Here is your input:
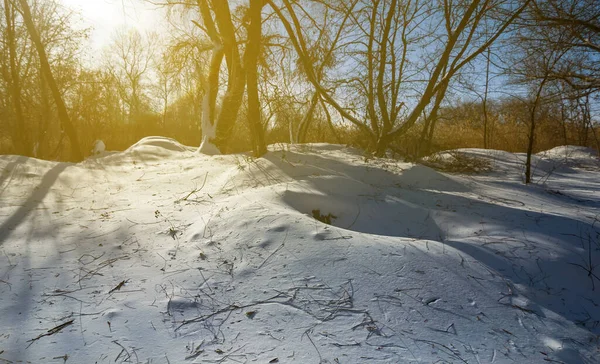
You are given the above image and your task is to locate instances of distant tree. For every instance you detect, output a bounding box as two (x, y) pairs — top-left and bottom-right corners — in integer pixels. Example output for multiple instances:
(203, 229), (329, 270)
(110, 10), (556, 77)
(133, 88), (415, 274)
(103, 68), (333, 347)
(153, 47), (179, 131)
(105, 28), (156, 126)
(155, 15), (209, 146)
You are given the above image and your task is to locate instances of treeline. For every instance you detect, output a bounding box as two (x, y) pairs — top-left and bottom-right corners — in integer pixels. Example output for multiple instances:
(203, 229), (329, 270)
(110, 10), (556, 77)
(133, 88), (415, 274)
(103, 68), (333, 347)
(394, 96), (597, 159)
(0, 0), (598, 164)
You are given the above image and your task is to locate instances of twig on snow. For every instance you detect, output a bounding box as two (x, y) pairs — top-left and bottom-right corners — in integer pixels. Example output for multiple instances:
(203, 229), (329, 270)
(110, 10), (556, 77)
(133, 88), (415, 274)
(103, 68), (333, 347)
(27, 320), (74, 348)
(302, 328), (323, 363)
(112, 340), (131, 363)
(258, 230), (288, 269)
(108, 279), (129, 294)
(179, 172), (209, 202)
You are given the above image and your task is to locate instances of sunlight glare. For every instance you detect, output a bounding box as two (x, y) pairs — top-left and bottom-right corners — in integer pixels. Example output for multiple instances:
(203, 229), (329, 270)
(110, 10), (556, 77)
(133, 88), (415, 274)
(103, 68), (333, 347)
(59, 0), (161, 55)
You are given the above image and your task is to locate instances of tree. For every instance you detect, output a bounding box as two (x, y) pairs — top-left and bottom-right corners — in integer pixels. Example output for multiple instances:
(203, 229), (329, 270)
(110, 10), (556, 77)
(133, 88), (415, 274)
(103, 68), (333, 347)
(508, 24), (567, 183)
(244, 0), (267, 156)
(17, 0), (82, 161)
(527, 0), (600, 152)
(196, 0), (247, 154)
(189, 0), (269, 156)
(268, 0), (532, 156)
(105, 28), (156, 125)
(482, 47), (492, 149)
(531, 0), (600, 93)
(153, 47), (179, 131)
(3, 0), (28, 155)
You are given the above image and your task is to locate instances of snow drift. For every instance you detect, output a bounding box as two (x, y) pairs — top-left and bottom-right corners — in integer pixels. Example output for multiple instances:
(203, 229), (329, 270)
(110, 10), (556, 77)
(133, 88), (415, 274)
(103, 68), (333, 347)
(1, 138), (599, 363)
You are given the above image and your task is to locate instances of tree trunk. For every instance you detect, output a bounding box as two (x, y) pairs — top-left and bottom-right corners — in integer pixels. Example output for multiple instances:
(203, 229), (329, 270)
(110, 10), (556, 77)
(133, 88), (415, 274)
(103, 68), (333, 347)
(525, 79), (547, 184)
(418, 111), (432, 157)
(4, 0), (29, 156)
(244, 0), (267, 157)
(297, 91), (319, 143)
(211, 0), (246, 153)
(196, 0), (247, 154)
(319, 96), (342, 144)
(418, 78), (448, 157)
(18, 0), (83, 161)
(197, 0), (223, 154)
(560, 97), (568, 146)
(37, 65), (51, 158)
(374, 134), (391, 157)
(482, 47), (490, 149)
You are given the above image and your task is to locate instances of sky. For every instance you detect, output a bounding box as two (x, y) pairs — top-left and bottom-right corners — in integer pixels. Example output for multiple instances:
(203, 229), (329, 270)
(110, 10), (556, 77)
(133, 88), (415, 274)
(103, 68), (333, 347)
(59, 0), (164, 59)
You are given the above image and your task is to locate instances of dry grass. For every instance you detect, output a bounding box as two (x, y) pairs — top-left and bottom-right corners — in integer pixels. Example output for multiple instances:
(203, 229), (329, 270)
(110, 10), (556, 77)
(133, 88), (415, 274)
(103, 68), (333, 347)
(421, 151), (492, 174)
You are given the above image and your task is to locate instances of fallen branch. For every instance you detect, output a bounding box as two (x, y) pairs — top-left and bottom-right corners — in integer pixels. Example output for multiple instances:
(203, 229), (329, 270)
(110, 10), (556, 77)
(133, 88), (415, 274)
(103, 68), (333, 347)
(27, 320), (74, 348)
(175, 293), (287, 331)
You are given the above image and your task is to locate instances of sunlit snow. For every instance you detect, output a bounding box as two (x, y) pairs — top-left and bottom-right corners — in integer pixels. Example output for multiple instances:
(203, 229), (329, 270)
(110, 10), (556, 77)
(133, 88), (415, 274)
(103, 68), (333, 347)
(1, 138), (599, 363)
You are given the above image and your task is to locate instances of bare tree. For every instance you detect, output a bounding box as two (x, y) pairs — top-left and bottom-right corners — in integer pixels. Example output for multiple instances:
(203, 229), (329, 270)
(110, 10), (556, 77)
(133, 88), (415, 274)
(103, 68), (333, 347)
(508, 30), (567, 183)
(244, 0), (267, 156)
(3, 0), (28, 155)
(527, 0), (600, 152)
(531, 0), (600, 93)
(268, 0), (531, 156)
(195, 0), (248, 154)
(105, 28), (156, 125)
(17, 0), (82, 161)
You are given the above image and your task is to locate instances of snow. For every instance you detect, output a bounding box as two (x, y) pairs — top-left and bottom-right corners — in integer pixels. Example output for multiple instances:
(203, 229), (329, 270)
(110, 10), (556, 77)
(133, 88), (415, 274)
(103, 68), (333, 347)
(198, 86), (221, 156)
(92, 140), (106, 155)
(1, 138), (599, 363)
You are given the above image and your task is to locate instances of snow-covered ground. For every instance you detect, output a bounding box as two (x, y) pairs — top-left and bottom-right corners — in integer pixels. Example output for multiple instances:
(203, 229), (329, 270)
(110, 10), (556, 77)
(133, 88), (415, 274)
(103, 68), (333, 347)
(1, 138), (599, 363)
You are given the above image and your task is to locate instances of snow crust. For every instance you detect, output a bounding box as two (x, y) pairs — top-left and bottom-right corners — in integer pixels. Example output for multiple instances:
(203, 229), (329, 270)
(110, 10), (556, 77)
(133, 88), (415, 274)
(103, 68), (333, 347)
(1, 139), (599, 363)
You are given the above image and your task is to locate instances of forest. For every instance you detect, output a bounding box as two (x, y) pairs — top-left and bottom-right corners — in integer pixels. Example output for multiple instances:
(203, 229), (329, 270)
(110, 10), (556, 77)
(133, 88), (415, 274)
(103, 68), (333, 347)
(0, 0), (597, 164)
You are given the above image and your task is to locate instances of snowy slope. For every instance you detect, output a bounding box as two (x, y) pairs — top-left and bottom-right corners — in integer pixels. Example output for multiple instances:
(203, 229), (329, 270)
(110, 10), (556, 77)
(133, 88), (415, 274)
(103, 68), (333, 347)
(1, 138), (599, 363)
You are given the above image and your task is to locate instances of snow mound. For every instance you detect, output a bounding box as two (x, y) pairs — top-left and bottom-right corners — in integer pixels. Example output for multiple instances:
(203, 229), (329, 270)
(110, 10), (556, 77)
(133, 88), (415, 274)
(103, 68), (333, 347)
(197, 139), (221, 155)
(425, 148), (522, 177)
(426, 146), (599, 180)
(126, 136), (195, 154)
(538, 145), (599, 170)
(539, 145), (597, 159)
(0, 154), (60, 175)
(83, 136), (197, 165)
(1, 142), (600, 364)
